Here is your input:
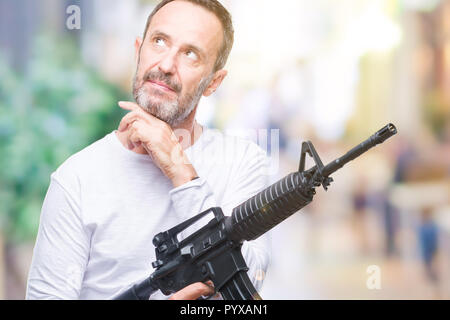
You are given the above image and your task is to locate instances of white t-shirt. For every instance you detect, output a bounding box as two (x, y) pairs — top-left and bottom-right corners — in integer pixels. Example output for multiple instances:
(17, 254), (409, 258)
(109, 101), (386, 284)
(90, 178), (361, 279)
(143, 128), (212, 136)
(26, 127), (272, 299)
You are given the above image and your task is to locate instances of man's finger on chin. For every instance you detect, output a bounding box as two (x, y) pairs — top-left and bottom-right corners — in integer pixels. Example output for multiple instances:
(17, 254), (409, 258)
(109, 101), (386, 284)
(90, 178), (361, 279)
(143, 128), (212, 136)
(118, 101), (139, 111)
(118, 112), (141, 132)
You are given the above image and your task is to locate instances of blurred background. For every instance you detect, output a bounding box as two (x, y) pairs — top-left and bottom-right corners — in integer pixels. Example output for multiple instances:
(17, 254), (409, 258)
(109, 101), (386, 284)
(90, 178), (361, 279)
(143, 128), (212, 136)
(0, 0), (449, 299)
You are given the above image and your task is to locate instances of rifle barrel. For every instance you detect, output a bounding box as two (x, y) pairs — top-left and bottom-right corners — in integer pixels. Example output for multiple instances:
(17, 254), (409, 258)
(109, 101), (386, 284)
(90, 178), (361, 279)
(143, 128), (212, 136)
(226, 123), (397, 243)
(322, 123), (397, 176)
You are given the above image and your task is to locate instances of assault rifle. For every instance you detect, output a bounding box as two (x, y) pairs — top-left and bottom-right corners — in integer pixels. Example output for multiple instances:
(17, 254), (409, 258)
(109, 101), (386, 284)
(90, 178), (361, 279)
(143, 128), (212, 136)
(114, 123), (397, 300)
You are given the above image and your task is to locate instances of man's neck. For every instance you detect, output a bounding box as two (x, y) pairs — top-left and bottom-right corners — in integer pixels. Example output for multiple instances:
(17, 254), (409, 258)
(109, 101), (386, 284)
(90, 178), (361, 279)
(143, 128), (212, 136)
(115, 108), (203, 155)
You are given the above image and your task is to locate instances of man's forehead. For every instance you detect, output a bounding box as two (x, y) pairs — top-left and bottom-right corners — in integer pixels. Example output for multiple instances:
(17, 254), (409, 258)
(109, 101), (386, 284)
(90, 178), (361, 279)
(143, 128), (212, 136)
(147, 1), (223, 54)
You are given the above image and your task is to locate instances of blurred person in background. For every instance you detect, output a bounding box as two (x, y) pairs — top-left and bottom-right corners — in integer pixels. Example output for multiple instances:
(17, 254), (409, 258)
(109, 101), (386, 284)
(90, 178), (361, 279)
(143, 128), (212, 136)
(381, 190), (399, 257)
(351, 178), (370, 255)
(380, 137), (418, 257)
(418, 207), (439, 295)
(25, 0), (271, 300)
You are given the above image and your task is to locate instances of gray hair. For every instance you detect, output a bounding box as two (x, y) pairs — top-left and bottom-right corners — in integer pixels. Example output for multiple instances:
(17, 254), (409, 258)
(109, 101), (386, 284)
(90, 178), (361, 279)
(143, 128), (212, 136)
(142, 0), (234, 72)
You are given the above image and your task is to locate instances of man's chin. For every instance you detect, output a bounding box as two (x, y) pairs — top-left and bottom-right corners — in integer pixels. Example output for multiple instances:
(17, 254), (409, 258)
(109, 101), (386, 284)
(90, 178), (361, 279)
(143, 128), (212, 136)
(139, 89), (179, 108)
(135, 87), (173, 106)
(136, 101), (179, 125)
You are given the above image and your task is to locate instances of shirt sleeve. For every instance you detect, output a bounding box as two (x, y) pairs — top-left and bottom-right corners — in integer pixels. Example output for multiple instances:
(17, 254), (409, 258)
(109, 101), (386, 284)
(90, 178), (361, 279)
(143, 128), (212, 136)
(168, 141), (272, 293)
(26, 173), (90, 300)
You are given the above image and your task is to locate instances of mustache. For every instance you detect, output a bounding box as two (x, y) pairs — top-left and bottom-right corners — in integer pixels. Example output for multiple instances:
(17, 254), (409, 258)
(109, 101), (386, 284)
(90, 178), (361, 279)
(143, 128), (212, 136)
(143, 70), (182, 93)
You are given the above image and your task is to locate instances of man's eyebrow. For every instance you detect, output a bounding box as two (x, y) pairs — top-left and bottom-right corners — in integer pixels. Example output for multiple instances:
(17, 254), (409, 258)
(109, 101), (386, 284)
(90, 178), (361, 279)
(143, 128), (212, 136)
(149, 30), (206, 60)
(149, 30), (171, 41)
(184, 43), (206, 59)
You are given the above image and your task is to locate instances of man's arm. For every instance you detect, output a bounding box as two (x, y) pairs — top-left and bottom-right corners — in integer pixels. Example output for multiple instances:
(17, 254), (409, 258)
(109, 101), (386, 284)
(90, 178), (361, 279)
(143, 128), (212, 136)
(27, 174), (216, 301)
(116, 101), (271, 293)
(26, 174), (90, 299)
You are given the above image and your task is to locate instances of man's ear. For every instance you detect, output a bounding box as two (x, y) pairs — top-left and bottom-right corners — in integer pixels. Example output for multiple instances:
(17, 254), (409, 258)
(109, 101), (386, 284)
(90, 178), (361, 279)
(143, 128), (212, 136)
(134, 37), (143, 66)
(203, 69), (228, 97)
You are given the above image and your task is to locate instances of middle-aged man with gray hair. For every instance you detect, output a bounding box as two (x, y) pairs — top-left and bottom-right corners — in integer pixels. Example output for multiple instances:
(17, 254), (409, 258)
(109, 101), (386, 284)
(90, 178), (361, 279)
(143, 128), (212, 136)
(26, 0), (271, 300)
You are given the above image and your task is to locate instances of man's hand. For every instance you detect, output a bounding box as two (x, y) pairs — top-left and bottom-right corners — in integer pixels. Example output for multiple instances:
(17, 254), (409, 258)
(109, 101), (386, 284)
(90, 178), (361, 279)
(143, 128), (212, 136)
(168, 281), (215, 300)
(118, 101), (198, 187)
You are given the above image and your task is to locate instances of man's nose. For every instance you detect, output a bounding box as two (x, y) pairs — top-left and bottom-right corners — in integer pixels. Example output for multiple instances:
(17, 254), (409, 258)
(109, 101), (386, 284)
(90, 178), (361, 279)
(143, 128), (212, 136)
(158, 50), (177, 75)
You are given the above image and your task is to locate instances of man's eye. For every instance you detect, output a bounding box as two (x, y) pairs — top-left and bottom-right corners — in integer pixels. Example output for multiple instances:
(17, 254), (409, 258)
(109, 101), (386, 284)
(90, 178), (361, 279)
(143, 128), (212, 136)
(185, 50), (198, 60)
(155, 38), (166, 47)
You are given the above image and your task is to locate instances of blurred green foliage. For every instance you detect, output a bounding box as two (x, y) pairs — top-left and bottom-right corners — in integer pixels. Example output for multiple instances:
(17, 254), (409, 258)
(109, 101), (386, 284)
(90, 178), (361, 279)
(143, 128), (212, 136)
(0, 34), (129, 243)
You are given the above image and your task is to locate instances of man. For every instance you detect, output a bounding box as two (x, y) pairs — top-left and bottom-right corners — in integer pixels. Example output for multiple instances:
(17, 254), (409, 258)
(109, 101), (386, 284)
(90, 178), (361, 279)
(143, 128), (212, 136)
(26, 0), (271, 300)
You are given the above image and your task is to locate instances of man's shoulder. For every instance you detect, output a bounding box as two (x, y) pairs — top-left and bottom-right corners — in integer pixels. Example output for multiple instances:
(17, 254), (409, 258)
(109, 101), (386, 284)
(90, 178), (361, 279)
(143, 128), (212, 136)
(203, 127), (268, 158)
(195, 127), (270, 174)
(52, 131), (114, 183)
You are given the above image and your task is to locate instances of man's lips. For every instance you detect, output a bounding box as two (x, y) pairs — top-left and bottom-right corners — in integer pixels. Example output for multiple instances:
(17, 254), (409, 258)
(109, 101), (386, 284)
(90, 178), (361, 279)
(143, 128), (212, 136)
(146, 80), (176, 93)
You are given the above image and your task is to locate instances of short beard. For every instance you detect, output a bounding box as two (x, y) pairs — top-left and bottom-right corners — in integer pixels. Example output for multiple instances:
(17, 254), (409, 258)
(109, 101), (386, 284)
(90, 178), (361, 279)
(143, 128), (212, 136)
(132, 69), (213, 127)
